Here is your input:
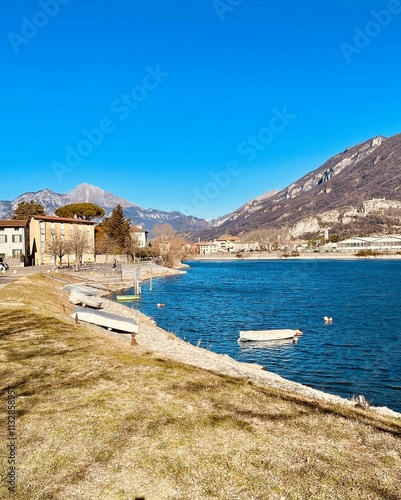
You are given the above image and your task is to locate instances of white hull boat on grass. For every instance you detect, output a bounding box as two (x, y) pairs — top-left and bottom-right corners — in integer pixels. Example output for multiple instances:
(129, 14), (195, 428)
(72, 307), (138, 334)
(63, 284), (99, 296)
(69, 291), (103, 309)
(239, 329), (302, 342)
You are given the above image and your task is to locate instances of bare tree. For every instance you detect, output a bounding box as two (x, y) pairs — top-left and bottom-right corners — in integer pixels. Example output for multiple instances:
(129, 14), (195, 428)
(69, 226), (92, 267)
(151, 223), (189, 268)
(46, 233), (68, 266)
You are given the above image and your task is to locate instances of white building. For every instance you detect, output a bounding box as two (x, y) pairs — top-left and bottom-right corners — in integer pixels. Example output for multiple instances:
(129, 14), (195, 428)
(129, 225), (148, 247)
(0, 220), (29, 261)
(199, 236), (260, 254)
(337, 235), (401, 252)
(215, 235), (239, 252)
(232, 241), (260, 252)
(199, 242), (219, 255)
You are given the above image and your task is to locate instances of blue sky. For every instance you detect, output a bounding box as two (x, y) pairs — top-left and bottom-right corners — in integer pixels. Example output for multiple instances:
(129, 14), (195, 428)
(1, 0), (401, 219)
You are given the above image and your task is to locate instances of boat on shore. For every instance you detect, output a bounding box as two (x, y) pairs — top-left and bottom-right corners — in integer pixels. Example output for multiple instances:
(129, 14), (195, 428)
(72, 307), (138, 333)
(239, 329), (302, 342)
(63, 284), (99, 296)
(69, 290), (103, 309)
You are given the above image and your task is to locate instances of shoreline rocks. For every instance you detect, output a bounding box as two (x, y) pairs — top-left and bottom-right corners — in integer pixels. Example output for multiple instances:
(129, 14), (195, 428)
(63, 262), (401, 420)
(96, 282), (401, 420)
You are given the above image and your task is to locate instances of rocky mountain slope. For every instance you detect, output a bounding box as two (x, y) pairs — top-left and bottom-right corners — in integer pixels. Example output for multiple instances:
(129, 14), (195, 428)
(193, 132), (401, 240)
(0, 183), (211, 233)
(3, 132), (401, 240)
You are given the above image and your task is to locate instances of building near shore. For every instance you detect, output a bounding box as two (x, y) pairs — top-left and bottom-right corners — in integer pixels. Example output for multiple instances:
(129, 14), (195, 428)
(29, 215), (96, 265)
(0, 220), (29, 263)
(129, 225), (148, 247)
(199, 242), (219, 255)
(337, 235), (401, 252)
(198, 236), (260, 254)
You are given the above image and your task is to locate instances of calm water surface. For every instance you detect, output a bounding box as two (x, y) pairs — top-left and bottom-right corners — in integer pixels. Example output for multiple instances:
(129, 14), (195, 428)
(116, 260), (401, 413)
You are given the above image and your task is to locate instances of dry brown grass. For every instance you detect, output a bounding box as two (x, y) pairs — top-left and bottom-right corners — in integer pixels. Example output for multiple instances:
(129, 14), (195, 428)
(1, 275), (401, 499)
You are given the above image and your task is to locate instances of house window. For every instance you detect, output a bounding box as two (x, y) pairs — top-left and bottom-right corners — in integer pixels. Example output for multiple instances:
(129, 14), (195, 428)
(12, 235), (22, 243)
(14, 228), (20, 231)
(12, 249), (22, 258)
(0, 235), (7, 243)
(0, 228), (4, 231)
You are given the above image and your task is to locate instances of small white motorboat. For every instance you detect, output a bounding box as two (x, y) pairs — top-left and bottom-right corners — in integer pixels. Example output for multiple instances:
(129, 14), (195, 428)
(239, 329), (302, 342)
(72, 307), (138, 334)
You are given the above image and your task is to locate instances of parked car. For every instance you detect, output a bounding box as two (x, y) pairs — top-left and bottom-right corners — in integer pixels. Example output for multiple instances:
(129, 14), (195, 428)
(0, 262), (9, 271)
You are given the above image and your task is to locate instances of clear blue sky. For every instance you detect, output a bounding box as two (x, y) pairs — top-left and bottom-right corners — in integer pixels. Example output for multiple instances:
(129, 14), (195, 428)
(1, 0), (401, 219)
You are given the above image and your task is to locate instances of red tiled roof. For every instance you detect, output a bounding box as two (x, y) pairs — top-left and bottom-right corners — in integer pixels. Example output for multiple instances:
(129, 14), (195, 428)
(0, 219), (28, 227)
(30, 215), (96, 224)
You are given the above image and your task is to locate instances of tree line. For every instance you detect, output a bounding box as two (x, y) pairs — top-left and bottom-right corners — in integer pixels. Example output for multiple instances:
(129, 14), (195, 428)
(11, 201), (188, 267)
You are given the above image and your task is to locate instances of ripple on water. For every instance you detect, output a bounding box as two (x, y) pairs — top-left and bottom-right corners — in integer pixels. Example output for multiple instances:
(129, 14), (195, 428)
(118, 259), (401, 413)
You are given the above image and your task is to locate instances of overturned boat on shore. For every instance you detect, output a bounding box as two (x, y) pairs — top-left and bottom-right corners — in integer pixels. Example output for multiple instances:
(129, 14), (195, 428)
(63, 284), (99, 296)
(239, 329), (302, 342)
(72, 307), (138, 334)
(69, 290), (103, 309)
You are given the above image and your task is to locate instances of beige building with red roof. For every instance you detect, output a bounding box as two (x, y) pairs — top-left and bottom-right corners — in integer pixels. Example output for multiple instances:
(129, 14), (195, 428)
(29, 215), (96, 266)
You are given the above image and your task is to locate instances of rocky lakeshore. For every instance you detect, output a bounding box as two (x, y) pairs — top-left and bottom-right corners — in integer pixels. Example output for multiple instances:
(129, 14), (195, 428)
(75, 263), (401, 420)
(191, 251), (401, 261)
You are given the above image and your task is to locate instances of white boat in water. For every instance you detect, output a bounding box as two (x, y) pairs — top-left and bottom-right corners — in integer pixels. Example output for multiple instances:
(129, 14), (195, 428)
(72, 307), (138, 334)
(239, 329), (302, 342)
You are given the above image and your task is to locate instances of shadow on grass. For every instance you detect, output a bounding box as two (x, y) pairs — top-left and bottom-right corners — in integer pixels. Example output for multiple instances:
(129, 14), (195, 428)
(163, 370), (401, 436)
(255, 385), (401, 437)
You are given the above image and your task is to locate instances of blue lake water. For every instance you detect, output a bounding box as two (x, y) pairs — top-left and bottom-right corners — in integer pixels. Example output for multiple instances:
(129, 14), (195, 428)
(115, 259), (401, 413)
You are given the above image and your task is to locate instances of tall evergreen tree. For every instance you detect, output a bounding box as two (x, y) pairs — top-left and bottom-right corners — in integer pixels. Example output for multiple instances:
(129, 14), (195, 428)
(100, 204), (131, 253)
(12, 200), (46, 220)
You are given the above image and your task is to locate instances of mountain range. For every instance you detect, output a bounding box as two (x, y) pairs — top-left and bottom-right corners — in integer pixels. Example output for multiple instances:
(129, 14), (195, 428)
(0, 184), (212, 233)
(1, 131), (401, 239)
(196, 132), (401, 241)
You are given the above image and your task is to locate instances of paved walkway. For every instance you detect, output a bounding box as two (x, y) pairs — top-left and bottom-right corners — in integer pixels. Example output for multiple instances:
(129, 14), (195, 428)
(0, 265), (55, 289)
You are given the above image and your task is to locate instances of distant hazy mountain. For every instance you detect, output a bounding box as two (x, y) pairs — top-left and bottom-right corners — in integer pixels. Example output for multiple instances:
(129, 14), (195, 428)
(193, 132), (401, 240)
(0, 189), (71, 220)
(0, 183), (212, 233)
(68, 183), (138, 209)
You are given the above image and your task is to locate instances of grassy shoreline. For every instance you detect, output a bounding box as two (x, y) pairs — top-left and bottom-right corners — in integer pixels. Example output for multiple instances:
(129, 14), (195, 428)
(1, 274), (401, 499)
